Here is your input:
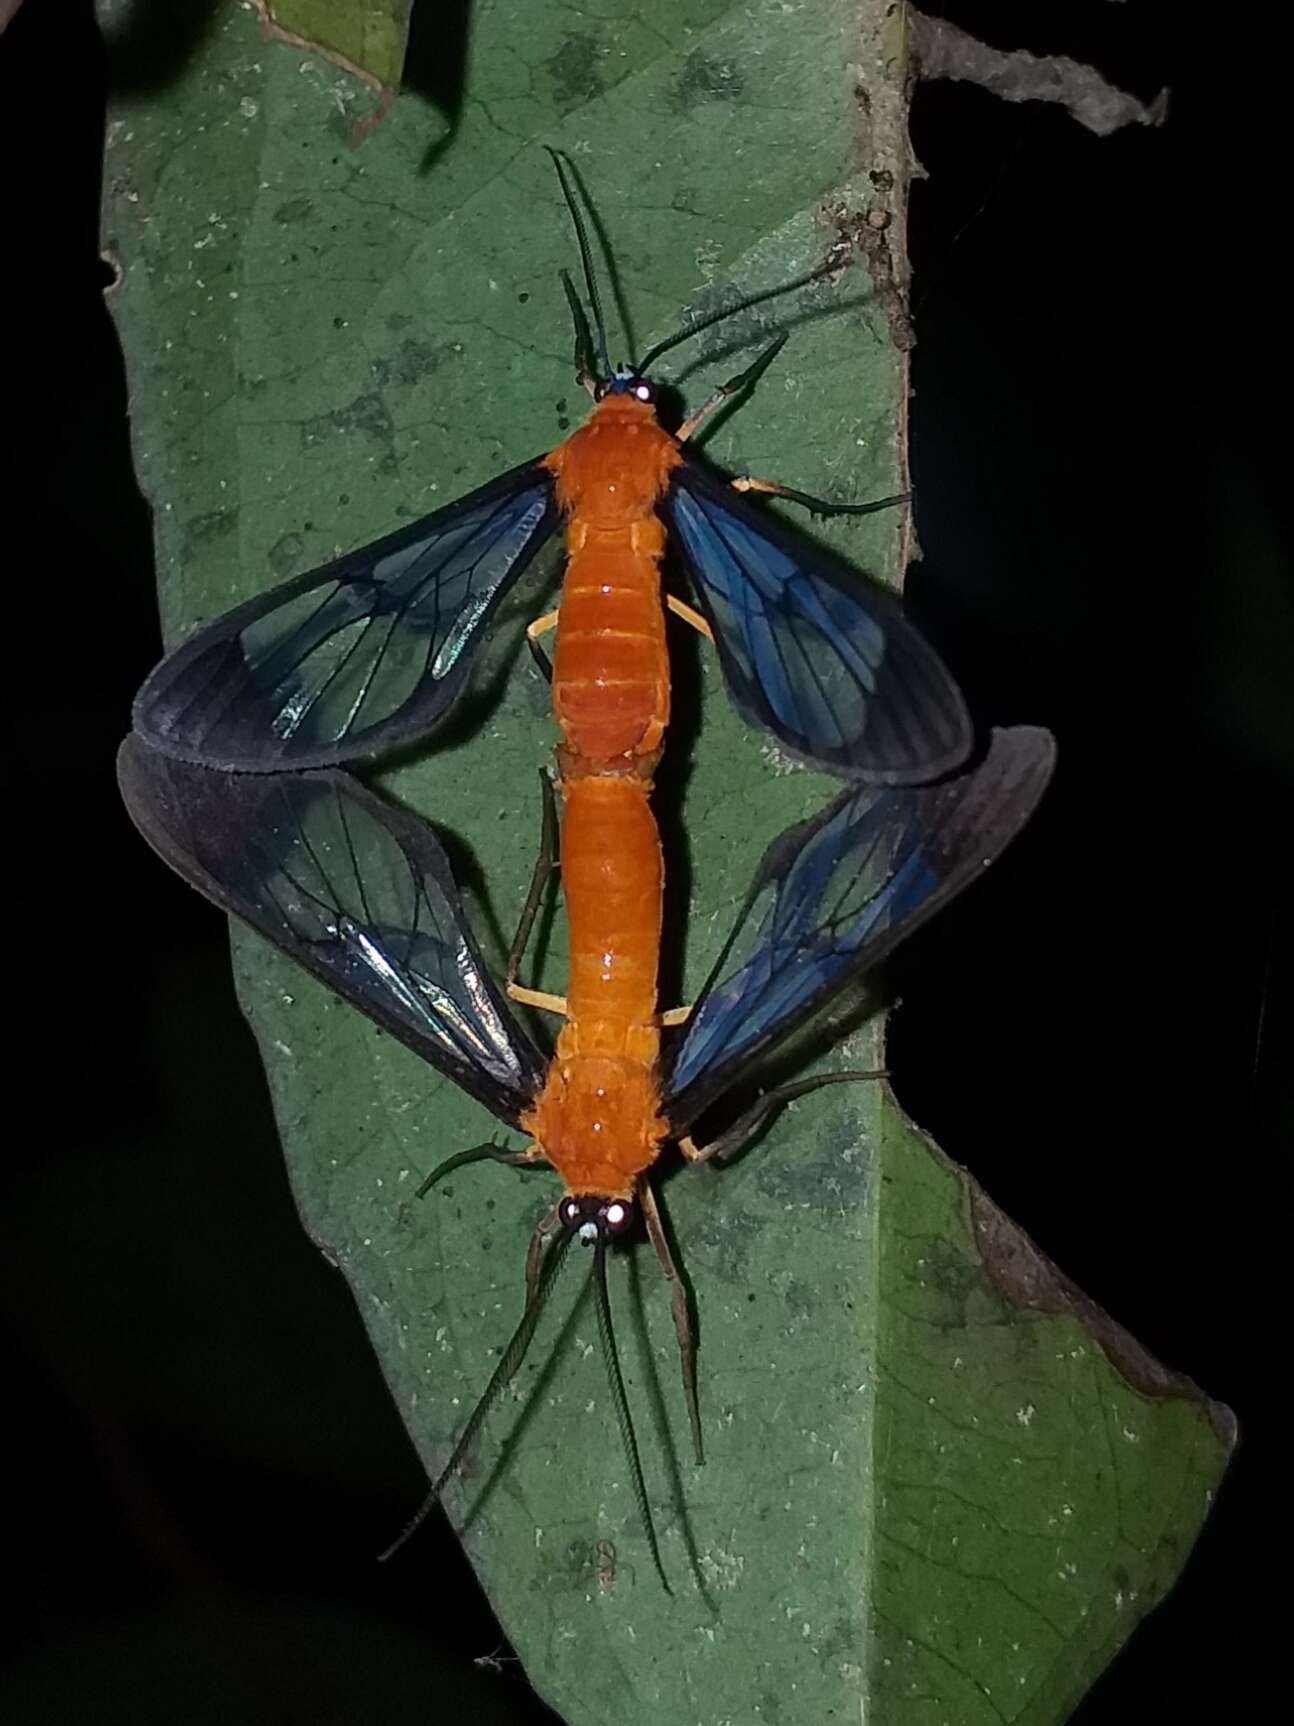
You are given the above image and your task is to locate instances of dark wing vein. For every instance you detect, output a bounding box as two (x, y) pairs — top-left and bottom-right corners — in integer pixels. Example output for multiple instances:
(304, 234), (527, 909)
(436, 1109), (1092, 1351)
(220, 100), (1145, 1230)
(663, 458), (972, 782)
(117, 735), (546, 1124)
(661, 727), (1056, 1132)
(134, 459), (559, 772)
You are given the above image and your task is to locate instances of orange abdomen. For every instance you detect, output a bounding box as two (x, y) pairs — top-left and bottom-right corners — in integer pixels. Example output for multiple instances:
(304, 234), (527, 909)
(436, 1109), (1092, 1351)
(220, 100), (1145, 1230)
(520, 775), (667, 1197)
(552, 523), (670, 763)
(561, 774), (662, 1030)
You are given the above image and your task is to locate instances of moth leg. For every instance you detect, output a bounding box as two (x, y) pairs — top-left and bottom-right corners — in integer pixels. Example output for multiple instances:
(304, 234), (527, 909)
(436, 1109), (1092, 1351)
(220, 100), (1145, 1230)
(524, 1200), (566, 1307)
(658, 1003), (692, 1028)
(508, 985), (569, 1016)
(679, 1069), (888, 1167)
(415, 1138), (545, 1201)
(526, 608), (559, 682)
(730, 474), (910, 521)
(639, 1178), (703, 1465)
(665, 595), (713, 641)
(506, 769), (560, 990)
(675, 334), (787, 443)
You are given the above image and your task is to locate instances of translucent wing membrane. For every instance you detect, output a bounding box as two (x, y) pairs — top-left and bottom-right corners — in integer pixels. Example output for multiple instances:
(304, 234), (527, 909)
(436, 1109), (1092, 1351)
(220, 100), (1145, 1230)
(134, 462), (559, 772)
(663, 460), (972, 782)
(662, 727), (1055, 1131)
(117, 737), (547, 1124)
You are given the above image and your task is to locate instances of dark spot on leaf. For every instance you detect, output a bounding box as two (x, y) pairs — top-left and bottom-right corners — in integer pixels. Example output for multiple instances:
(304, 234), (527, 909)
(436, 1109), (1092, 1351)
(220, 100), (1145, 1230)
(818, 1617), (855, 1661)
(756, 1120), (870, 1216)
(181, 509), (236, 560)
(691, 1194), (758, 1284)
(545, 34), (603, 109)
(918, 1237), (976, 1329)
(555, 1538), (606, 1589)
(389, 336), (452, 385)
(781, 1276), (817, 1319)
(672, 50), (745, 110)
(301, 391), (397, 476)
(274, 196), (314, 224)
(268, 531), (307, 577)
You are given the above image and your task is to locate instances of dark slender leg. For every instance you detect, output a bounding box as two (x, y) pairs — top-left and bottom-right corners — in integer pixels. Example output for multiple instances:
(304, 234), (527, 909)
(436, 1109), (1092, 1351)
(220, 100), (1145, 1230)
(731, 474), (911, 520)
(506, 769), (560, 990)
(680, 1069), (887, 1168)
(639, 1179), (703, 1466)
(557, 267), (598, 396)
(526, 632), (554, 683)
(416, 1139), (540, 1201)
(676, 334), (788, 442)
(524, 1201), (564, 1307)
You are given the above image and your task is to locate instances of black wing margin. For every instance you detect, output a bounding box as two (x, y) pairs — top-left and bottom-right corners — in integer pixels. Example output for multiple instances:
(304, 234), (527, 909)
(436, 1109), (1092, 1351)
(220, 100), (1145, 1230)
(661, 727), (1055, 1133)
(117, 736), (547, 1126)
(134, 460), (559, 772)
(662, 456), (972, 783)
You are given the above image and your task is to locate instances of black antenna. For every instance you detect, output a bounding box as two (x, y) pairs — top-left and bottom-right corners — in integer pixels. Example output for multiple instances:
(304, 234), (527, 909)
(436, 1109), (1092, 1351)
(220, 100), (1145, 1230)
(592, 1234), (670, 1592)
(558, 269), (598, 395)
(635, 255), (842, 378)
(377, 1226), (575, 1562)
(546, 147), (611, 378)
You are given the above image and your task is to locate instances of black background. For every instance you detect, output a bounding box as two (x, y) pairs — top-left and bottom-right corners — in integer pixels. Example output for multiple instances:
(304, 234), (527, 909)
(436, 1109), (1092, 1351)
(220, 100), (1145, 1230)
(2, 2), (1287, 1721)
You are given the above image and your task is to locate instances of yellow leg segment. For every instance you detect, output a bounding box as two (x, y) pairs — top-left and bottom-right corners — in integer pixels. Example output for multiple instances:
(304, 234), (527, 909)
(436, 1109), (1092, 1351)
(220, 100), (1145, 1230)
(508, 984), (569, 1016)
(665, 595), (712, 640)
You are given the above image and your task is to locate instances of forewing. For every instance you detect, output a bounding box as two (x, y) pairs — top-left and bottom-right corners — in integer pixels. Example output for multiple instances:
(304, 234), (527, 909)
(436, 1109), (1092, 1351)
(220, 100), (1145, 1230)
(663, 459), (971, 782)
(117, 735), (546, 1125)
(662, 727), (1055, 1132)
(134, 460), (559, 771)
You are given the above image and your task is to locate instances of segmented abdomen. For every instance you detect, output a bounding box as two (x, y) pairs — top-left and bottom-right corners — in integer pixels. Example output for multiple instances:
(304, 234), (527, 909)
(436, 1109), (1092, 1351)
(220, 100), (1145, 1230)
(552, 517), (670, 766)
(560, 774), (662, 1033)
(519, 773), (667, 1197)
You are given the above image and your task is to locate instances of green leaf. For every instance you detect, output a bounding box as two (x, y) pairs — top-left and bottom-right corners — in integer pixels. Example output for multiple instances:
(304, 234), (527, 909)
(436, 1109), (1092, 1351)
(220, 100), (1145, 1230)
(257, 1), (415, 95)
(105, 2), (1233, 1721)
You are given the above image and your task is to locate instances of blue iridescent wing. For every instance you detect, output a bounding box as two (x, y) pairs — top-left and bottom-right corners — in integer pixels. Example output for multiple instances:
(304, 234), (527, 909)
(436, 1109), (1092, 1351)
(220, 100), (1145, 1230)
(117, 736), (547, 1125)
(661, 458), (971, 782)
(661, 728), (1055, 1133)
(134, 460), (559, 772)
